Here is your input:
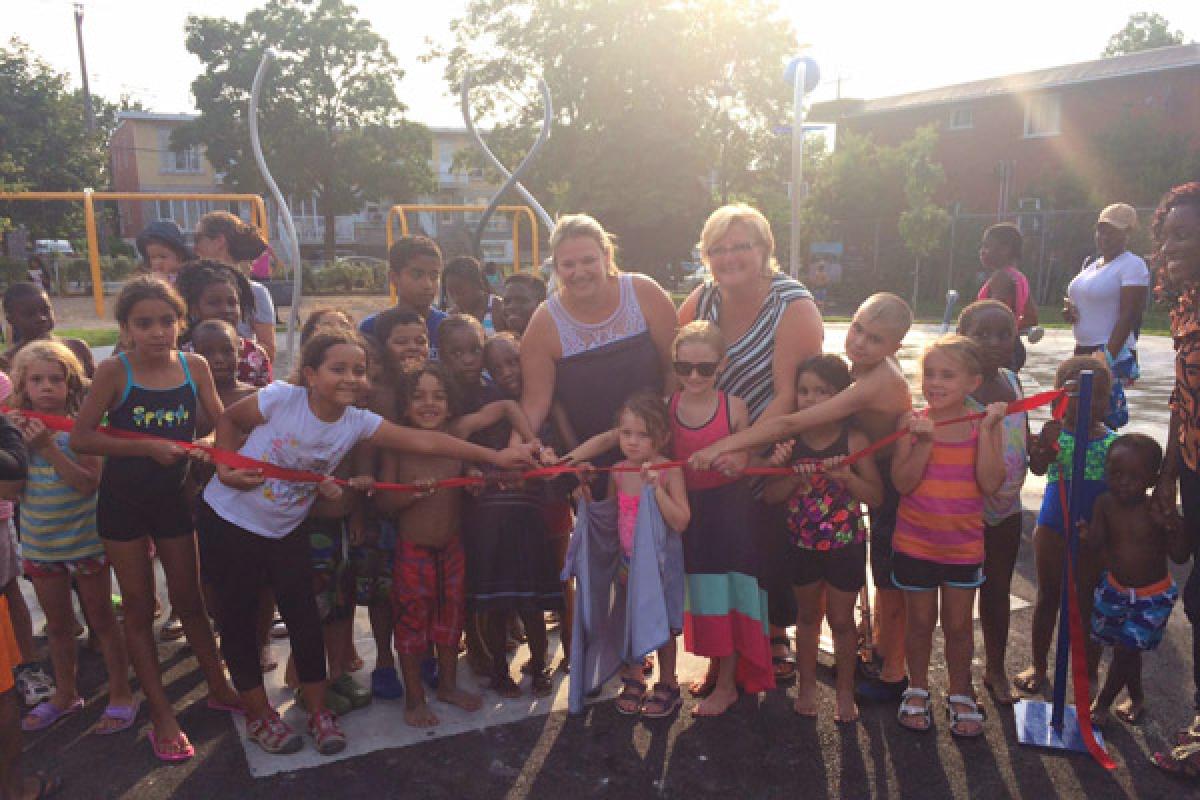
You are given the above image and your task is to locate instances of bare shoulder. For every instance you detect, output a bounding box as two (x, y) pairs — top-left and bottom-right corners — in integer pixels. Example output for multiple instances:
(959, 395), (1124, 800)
(677, 286), (704, 324)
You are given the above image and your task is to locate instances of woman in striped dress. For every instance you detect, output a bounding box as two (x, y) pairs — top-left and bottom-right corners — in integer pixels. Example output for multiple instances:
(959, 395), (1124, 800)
(678, 204), (823, 689)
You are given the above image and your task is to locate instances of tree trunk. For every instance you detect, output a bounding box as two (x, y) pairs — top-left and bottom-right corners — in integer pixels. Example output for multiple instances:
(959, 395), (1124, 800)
(911, 255), (920, 310)
(323, 205), (337, 264)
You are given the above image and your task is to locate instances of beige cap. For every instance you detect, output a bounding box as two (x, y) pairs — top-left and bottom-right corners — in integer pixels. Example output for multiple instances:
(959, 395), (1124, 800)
(1097, 203), (1138, 231)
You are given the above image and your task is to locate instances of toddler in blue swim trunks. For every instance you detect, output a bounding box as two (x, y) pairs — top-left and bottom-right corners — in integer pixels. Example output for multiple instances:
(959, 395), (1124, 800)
(1016, 355), (1115, 694)
(1082, 433), (1190, 727)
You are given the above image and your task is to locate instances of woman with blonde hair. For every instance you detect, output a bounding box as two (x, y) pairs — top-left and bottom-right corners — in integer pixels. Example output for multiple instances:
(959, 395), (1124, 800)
(520, 213), (677, 487)
(678, 203), (823, 691)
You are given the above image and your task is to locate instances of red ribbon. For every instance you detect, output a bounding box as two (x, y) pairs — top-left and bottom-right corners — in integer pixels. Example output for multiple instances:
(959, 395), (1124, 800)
(4, 388), (1064, 493)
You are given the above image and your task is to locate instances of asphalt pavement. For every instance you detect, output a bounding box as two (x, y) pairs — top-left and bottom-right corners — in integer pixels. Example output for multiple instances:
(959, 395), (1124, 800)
(15, 324), (1196, 799)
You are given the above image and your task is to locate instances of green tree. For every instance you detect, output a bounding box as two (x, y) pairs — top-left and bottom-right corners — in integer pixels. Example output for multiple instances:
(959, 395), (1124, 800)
(437, 0), (797, 271)
(895, 127), (950, 308)
(1092, 111), (1200, 206)
(0, 38), (115, 239)
(1103, 12), (1185, 57)
(179, 0), (433, 261)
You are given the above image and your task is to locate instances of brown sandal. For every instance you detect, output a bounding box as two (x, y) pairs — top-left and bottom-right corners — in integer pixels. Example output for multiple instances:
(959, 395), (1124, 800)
(615, 677), (647, 714)
(1153, 742), (1200, 778)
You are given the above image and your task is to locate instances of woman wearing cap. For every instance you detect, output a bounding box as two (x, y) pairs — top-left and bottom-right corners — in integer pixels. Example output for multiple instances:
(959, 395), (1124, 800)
(135, 220), (192, 284)
(1063, 203), (1150, 368)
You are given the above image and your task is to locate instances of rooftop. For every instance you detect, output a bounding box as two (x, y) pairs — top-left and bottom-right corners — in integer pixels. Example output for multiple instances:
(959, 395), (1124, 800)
(821, 42), (1200, 118)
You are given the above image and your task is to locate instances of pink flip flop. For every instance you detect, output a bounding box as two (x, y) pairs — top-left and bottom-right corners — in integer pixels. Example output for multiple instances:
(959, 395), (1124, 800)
(93, 702), (139, 735)
(21, 698), (84, 732)
(148, 729), (195, 763)
(206, 697), (246, 715)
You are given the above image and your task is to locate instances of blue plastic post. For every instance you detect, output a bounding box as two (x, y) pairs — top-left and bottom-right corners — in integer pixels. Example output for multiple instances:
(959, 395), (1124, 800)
(1051, 370), (1094, 730)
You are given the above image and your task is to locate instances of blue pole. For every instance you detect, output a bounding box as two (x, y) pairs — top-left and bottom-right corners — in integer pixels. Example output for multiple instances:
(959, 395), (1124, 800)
(1051, 370), (1094, 729)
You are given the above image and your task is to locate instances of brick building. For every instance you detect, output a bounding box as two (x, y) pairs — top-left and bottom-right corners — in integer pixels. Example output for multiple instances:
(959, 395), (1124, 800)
(812, 44), (1200, 215)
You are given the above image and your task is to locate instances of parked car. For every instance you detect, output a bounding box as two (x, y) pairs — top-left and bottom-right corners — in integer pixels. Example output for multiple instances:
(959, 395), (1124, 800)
(678, 261), (710, 292)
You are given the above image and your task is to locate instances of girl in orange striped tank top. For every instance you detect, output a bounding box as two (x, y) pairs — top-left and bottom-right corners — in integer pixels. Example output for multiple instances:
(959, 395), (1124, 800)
(890, 335), (1007, 737)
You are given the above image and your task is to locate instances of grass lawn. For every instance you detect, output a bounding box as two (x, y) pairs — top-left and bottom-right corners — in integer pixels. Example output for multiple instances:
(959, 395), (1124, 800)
(57, 327), (120, 347)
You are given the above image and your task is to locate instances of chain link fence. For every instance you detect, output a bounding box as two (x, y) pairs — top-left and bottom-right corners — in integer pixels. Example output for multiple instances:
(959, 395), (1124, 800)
(819, 207), (1157, 314)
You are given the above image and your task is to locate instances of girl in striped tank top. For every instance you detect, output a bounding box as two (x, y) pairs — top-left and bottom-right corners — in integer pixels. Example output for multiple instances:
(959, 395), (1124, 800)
(8, 341), (136, 734)
(891, 335), (1006, 737)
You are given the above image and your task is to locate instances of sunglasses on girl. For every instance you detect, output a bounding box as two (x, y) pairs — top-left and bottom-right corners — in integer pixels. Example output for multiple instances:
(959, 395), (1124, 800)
(673, 360), (719, 377)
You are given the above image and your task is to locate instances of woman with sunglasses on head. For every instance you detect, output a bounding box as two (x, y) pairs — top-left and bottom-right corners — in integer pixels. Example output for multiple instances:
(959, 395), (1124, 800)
(677, 204), (824, 691)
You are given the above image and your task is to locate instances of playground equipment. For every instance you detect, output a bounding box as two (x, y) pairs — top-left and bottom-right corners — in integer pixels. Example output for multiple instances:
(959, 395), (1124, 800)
(785, 55), (820, 281)
(1015, 369), (1113, 768)
(460, 68), (555, 258)
(0, 190), (267, 317)
(250, 48), (303, 370)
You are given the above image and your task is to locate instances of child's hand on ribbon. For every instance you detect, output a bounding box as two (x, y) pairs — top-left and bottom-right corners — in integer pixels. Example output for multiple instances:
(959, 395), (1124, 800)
(146, 439), (189, 466)
(316, 477), (343, 501)
(981, 401), (1008, 431)
(216, 463), (265, 490)
(906, 413), (935, 441)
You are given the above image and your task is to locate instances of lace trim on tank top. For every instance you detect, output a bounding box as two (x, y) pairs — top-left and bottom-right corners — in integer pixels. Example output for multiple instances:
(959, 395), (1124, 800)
(547, 273), (648, 358)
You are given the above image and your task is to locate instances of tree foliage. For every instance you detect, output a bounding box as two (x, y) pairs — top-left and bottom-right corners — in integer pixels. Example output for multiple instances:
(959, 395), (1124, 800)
(0, 38), (116, 239)
(1091, 111), (1200, 207)
(180, 0), (433, 261)
(1103, 12), (1185, 57)
(436, 0), (798, 271)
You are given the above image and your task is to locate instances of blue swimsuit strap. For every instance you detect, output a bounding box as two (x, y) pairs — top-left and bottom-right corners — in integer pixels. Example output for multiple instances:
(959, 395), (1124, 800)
(115, 350), (195, 406)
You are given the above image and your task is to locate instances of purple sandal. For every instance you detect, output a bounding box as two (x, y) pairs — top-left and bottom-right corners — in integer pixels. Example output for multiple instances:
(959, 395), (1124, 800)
(94, 702), (139, 735)
(21, 698), (84, 732)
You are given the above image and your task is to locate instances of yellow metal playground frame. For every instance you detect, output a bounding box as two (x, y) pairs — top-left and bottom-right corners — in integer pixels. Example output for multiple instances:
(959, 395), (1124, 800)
(387, 204), (539, 300)
(0, 190), (269, 317)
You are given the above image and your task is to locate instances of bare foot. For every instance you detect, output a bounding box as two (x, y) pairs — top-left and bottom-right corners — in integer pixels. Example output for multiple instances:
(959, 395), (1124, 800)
(438, 686), (482, 712)
(983, 671), (1018, 706)
(689, 661), (719, 697)
(1089, 701), (1112, 729)
(834, 690), (859, 724)
(404, 701), (439, 727)
(1114, 700), (1144, 724)
(693, 685), (738, 717)
(1012, 666), (1045, 694)
(793, 684), (818, 718)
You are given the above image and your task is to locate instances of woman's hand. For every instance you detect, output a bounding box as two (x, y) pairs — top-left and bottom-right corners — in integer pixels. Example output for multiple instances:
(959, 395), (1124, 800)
(714, 450), (749, 477)
(689, 442), (726, 471)
(1062, 297), (1078, 324)
(767, 440), (794, 468)
(493, 443), (537, 471)
(216, 463), (265, 490)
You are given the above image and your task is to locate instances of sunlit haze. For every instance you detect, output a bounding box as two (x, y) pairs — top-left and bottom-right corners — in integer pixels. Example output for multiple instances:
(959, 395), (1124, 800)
(17, 0), (1200, 127)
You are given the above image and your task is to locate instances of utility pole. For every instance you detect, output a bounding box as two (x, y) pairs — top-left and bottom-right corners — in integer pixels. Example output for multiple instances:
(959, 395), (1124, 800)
(74, 3), (94, 132)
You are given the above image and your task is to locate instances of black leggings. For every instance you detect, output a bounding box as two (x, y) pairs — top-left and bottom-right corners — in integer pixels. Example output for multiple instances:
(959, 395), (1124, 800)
(197, 501), (327, 692)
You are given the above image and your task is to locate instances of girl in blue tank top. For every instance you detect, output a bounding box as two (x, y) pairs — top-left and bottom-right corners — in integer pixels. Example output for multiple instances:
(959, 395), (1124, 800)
(71, 277), (242, 763)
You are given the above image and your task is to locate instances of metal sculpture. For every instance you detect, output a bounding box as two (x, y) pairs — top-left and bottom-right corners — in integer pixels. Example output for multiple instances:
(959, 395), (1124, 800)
(461, 69), (555, 262)
(249, 49), (303, 367)
(784, 56), (820, 280)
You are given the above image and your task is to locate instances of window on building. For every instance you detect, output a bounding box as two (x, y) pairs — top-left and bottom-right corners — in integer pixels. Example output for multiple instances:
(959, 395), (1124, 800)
(154, 199), (212, 231)
(157, 128), (202, 174)
(949, 107), (973, 130)
(1023, 94), (1061, 138)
